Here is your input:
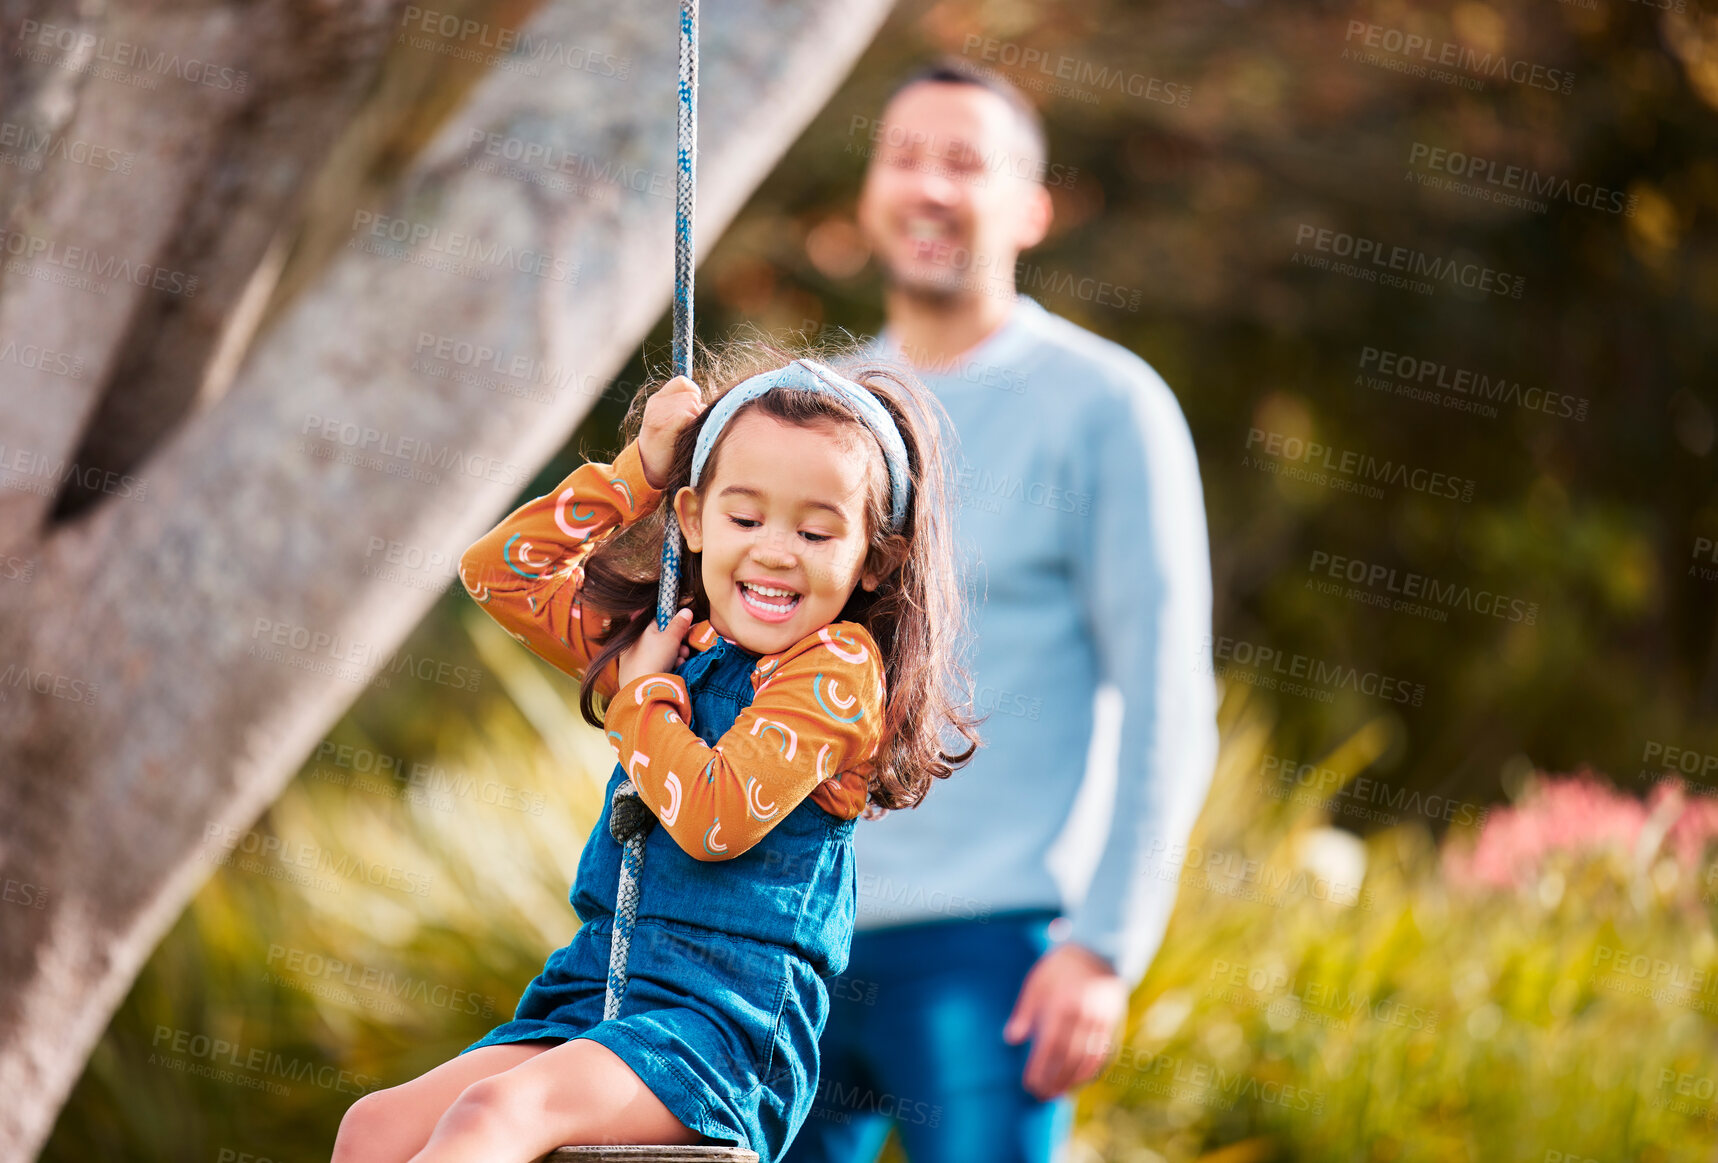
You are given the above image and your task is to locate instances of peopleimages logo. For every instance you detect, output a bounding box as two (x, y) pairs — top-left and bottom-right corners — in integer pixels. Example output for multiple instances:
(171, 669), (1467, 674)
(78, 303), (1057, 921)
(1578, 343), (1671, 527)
(1207, 958), (1441, 1033)
(347, 210), (579, 284)
(1641, 740), (1718, 781)
(1357, 346), (1589, 422)
(1261, 753), (1489, 828)
(960, 35), (1192, 107)
(396, 7), (632, 79)
(0, 339), (84, 380)
(464, 129), (673, 199)
(1407, 143), (1636, 217)
(0, 226), (200, 296)
(1694, 537), (1718, 583)
(0, 119), (136, 174)
(150, 1025), (377, 1097)
(1306, 550), (1540, 625)
(1244, 428), (1477, 503)
(412, 330), (608, 400)
(1103, 1047), (1326, 1114)
(0, 443), (147, 503)
(1293, 224), (1525, 300)
(1202, 634), (1427, 707)
(1342, 20), (1575, 95)
(299, 413), (528, 488)
(265, 944), (497, 1017)
(16, 20), (250, 92)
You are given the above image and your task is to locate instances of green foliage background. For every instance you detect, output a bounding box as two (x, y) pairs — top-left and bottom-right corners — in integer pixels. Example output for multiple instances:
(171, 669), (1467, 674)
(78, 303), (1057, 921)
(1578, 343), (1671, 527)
(41, 0), (1718, 1160)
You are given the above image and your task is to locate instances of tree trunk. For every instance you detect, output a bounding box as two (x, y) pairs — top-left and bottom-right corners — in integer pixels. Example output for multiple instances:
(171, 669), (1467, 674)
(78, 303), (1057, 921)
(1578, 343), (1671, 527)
(0, 0), (413, 548)
(0, 0), (896, 1156)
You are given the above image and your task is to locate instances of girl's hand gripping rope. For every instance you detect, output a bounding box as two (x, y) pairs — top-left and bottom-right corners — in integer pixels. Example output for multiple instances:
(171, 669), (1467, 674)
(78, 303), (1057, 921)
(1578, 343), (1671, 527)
(617, 606), (694, 687)
(638, 374), (704, 489)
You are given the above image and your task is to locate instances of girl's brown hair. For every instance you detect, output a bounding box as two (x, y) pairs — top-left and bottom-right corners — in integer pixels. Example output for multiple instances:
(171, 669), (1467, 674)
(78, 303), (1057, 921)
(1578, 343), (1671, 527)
(575, 335), (981, 816)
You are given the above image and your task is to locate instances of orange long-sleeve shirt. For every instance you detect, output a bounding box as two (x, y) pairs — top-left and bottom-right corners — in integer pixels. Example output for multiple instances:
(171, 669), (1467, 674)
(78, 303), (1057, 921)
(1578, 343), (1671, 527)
(458, 439), (885, 861)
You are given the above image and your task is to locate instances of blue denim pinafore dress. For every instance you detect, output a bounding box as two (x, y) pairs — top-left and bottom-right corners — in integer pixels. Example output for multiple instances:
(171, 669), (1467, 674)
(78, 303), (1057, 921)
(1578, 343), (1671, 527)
(462, 632), (860, 1162)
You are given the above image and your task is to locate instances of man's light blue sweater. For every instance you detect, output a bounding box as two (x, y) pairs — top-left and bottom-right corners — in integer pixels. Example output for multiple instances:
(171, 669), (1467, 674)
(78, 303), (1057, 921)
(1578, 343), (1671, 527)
(858, 295), (1219, 990)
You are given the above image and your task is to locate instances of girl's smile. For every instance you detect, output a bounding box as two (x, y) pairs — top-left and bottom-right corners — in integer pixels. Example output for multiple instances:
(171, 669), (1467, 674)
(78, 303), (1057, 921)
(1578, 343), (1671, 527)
(736, 579), (802, 621)
(674, 410), (883, 657)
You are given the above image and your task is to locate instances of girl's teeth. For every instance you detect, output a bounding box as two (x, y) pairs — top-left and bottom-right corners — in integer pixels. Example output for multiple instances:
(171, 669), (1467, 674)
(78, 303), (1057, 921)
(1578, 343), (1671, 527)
(741, 583), (798, 611)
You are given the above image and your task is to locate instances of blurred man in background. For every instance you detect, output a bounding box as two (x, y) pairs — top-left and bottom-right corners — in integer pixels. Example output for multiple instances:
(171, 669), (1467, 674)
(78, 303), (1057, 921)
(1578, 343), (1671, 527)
(783, 59), (1220, 1163)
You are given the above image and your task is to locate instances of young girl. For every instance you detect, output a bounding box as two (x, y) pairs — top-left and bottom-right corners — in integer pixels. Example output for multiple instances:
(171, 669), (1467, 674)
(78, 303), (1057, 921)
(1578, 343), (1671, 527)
(332, 342), (980, 1163)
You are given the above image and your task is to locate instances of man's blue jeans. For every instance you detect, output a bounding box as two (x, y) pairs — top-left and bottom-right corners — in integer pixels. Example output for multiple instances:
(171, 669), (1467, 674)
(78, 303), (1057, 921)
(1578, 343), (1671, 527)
(782, 908), (1076, 1163)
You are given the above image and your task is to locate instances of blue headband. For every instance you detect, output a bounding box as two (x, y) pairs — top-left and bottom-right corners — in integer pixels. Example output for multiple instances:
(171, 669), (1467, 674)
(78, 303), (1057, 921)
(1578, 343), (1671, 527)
(655, 358), (911, 630)
(690, 358), (912, 532)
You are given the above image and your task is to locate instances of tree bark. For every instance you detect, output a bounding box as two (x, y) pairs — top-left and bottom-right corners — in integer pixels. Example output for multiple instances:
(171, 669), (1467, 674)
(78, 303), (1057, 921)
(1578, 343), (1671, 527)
(0, 0), (896, 1156)
(0, 0), (413, 548)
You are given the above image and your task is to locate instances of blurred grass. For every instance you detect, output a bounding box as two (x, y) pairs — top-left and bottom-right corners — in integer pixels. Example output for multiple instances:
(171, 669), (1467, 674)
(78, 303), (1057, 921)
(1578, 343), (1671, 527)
(43, 611), (1718, 1161)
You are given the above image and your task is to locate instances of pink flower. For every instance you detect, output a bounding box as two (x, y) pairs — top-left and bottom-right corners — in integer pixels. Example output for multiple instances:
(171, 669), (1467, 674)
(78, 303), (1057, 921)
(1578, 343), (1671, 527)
(1442, 768), (1718, 891)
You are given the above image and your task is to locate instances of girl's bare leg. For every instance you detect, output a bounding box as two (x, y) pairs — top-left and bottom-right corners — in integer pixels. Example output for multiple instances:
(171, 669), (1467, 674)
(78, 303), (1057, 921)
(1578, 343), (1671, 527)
(331, 1042), (554, 1163)
(406, 1036), (717, 1163)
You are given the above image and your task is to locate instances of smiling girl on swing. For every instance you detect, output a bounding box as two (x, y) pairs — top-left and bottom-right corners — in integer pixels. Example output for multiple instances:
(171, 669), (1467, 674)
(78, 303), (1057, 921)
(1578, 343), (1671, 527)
(330, 342), (980, 1163)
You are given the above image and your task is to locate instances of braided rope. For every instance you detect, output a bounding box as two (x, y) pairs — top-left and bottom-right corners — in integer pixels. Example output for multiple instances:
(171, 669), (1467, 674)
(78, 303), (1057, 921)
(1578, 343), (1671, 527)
(671, 0), (697, 385)
(655, 0), (698, 636)
(604, 780), (658, 1020)
(606, 0), (697, 1025)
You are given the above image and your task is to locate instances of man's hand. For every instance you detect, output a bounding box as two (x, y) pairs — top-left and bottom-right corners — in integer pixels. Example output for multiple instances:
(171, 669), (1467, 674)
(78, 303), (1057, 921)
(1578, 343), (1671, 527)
(639, 375), (705, 490)
(1002, 941), (1129, 1100)
(617, 607), (694, 687)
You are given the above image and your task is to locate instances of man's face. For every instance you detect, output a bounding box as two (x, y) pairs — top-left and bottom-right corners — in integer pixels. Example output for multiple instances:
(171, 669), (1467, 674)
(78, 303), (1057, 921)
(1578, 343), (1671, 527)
(856, 81), (1051, 300)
